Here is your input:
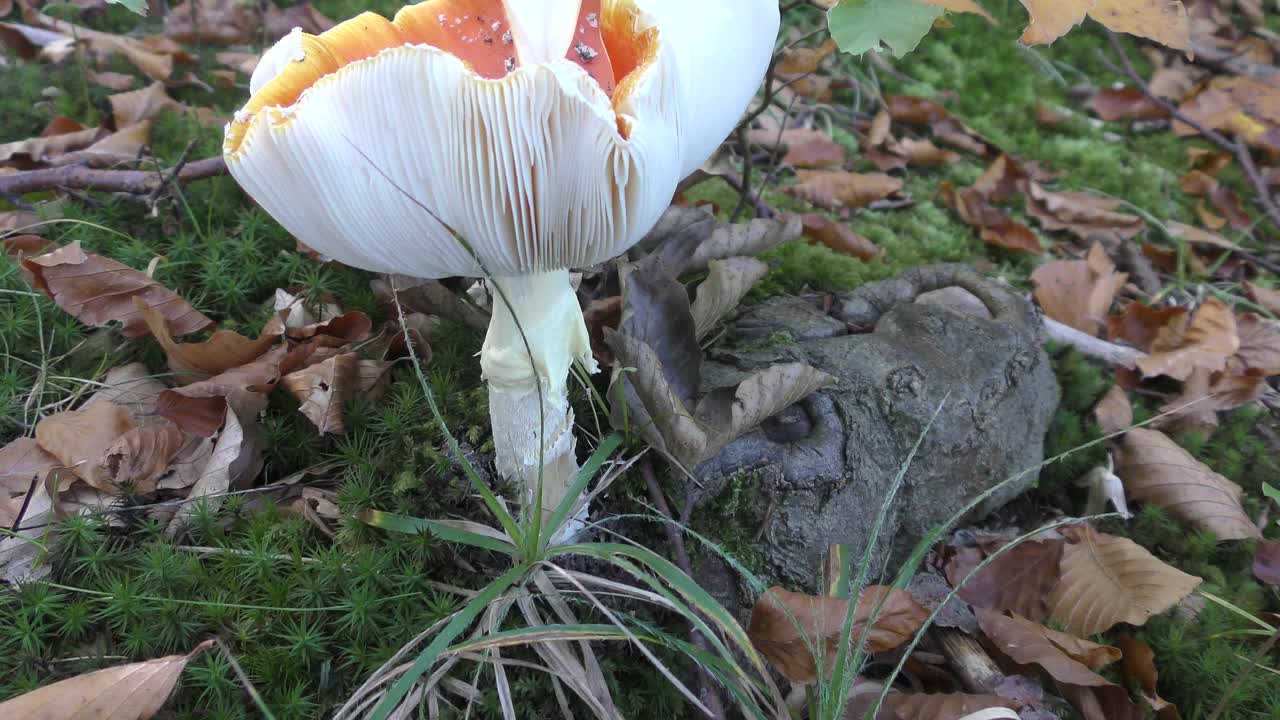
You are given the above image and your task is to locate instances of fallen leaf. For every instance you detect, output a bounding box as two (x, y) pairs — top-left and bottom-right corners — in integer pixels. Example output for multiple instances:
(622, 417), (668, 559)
(93, 423), (187, 493)
(798, 214), (882, 261)
(977, 608), (1142, 720)
(690, 257), (770, 340)
(1233, 313), (1280, 376)
(1018, 0), (1190, 50)
(898, 137), (961, 166)
(0, 21), (76, 62)
(1093, 384), (1133, 435)
(86, 363), (168, 422)
(620, 260), (701, 405)
(167, 406), (262, 533)
(28, 11), (177, 81)
(139, 301), (281, 381)
(1088, 87), (1170, 121)
(0, 640), (211, 718)
(788, 170), (904, 210)
(941, 182), (1042, 254)
(1244, 282), (1280, 315)
(262, 2), (334, 38)
(1116, 635), (1182, 719)
(748, 585), (928, 684)
(1036, 100), (1069, 126)
(1032, 243), (1128, 336)
(691, 215), (801, 271)
(698, 363), (836, 459)
(1136, 297), (1239, 380)
(24, 242), (212, 339)
(157, 345), (288, 436)
(89, 69), (135, 91)
(885, 95), (991, 156)
(605, 329), (707, 469)
(281, 353), (358, 435)
(1164, 220), (1239, 251)
(35, 401), (135, 488)
(0, 124), (102, 166)
(0, 438), (58, 528)
(944, 539), (1064, 621)
(1156, 369), (1266, 435)
(1176, 77), (1280, 153)
(971, 154), (1031, 203)
(1253, 540), (1280, 586)
(886, 692), (1019, 720)
(776, 38), (837, 75)
(1025, 183), (1145, 244)
(54, 121), (152, 167)
(1047, 525), (1202, 636)
(1116, 428), (1259, 540)
(1106, 302), (1188, 352)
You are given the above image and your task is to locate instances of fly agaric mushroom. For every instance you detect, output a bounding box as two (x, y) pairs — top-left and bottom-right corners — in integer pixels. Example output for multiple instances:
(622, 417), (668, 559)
(224, 0), (779, 537)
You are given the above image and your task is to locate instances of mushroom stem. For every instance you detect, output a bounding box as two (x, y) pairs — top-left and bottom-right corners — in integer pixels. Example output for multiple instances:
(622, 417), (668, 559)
(481, 270), (597, 540)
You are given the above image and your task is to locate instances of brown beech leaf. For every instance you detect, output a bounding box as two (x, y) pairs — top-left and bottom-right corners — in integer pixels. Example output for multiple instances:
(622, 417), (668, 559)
(1136, 297), (1239, 381)
(697, 363), (836, 460)
(91, 423), (187, 494)
(1116, 428), (1260, 540)
(1018, 0), (1190, 50)
(157, 346), (288, 436)
(1106, 302), (1187, 352)
(977, 608), (1141, 720)
(1116, 635), (1182, 719)
(1176, 77), (1280, 153)
(748, 585), (928, 684)
(1157, 368), (1267, 435)
(884, 95), (993, 156)
(281, 353), (359, 435)
(1093, 385), (1133, 435)
(690, 257), (770, 341)
(940, 182), (1042, 255)
(797, 214), (881, 261)
(139, 301), (281, 381)
(788, 170), (903, 210)
(24, 242), (211, 339)
(0, 639), (211, 718)
(776, 38), (837, 75)
(1088, 87), (1169, 121)
(1032, 243), (1128, 336)
(0, 438), (58, 528)
(1243, 282), (1280, 316)
(167, 406), (262, 533)
(1025, 183), (1145, 244)
(35, 401), (134, 488)
(1047, 525), (1202, 636)
(897, 137), (961, 167)
(885, 692), (1019, 719)
(976, 609), (1120, 674)
(944, 539), (1064, 622)
(1253, 540), (1280, 586)
(1233, 313), (1280, 376)
(0, 123), (102, 166)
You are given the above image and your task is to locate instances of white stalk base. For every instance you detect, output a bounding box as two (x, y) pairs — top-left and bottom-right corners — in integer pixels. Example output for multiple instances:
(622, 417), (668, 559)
(481, 270), (597, 544)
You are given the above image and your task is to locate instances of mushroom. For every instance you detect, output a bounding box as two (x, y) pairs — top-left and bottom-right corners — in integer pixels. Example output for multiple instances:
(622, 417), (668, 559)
(224, 0), (779, 538)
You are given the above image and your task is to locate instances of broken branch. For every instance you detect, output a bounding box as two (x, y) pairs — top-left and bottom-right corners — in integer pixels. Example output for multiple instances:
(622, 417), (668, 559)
(0, 156), (228, 198)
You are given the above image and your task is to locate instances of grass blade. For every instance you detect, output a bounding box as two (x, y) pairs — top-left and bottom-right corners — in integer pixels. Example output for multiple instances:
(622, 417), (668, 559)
(359, 510), (516, 555)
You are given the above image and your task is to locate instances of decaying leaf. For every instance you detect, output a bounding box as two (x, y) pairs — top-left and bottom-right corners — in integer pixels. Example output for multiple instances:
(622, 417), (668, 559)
(1135, 297), (1239, 381)
(787, 169), (904, 210)
(797, 213), (882, 261)
(606, 329), (707, 468)
(885, 95), (992, 156)
(1093, 384), (1133, 435)
(690, 215), (801, 271)
(1047, 525), (1201, 636)
(1088, 87), (1169, 121)
(1106, 302), (1188, 352)
(944, 539), (1064, 621)
(94, 423), (187, 493)
(0, 640), (211, 718)
(1116, 635), (1182, 719)
(1243, 282), (1280, 316)
(1234, 313), (1280, 377)
(35, 401), (135, 489)
(697, 363), (836, 459)
(1032, 243), (1128, 336)
(620, 261), (701, 406)
(167, 407), (262, 534)
(157, 346), (288, 436)
(1176, 77), (1280, 153)
(941, 181), (1043, 255)
(1017, 0), (1190, 50)
(1253, 540), (1280, 586)
(886, 692), (1019, 720)
(1157, 368), (1267, 435)
(281, 353), (359, 435)
(690, 257), (770, 340)
(1116, 428), (1259, 540)
(747, 585), (928, 684)
(139, 301), (282, 381)
(24, 242), (211, 339)
(0, 438), (58, 528)
(1025, 183), (1145, 244)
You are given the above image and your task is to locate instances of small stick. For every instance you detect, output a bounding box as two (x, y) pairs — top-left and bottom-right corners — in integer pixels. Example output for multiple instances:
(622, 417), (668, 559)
(931, 627), (1004, 694)
(145, 139), (199, 207)
(1042, 316), (1146, 368)
(0, 156), (227, 197)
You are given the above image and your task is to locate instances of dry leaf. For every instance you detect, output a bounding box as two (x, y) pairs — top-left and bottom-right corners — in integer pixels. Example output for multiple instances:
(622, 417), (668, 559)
(605, 329), (707, 468)
(885, 95), (992, 156)
(1116, 635), (1182, 719)
(690, 257), (769, 341)
(941, 182), (1043, 255)
(0, 124), (102, 166)
(1253, 540), (1280, 586)
(93, 423), (187, 494)
(886, 692), (1019, 720)
(1243, 282), (1280, 315)
(107, 82), (220, 129)
(1088, 87), (1169, 121)
(1025, 183), (1145, 243)
(1136, 297), (1239, 380)
(1157, 368), (1266, 435)
(788, 170), (904, 210)
(24, 242), (211, 339)
(776, 38), (837, 75)
(1234, 313), (1280, 376)
(35, 401), (134, 488)
(157, 346), (288, 436)
(945, 539), (1064, 621)
(1116, 428), (1259, 539)
(281, 353), (359, 435)
(1047, 525), (1201, 636)
(0, 21), (76, 62)
(0, 640), (211, 718)
(167, 406), (262, 533)
(898, 137), (961, 166)
(1176, 77), (1280, 153)
(697, 363), (836, 459)
(1018, 0), (1190, 50)
(1093, 385), (1133, 435)
(0, 438), (58, 528)
(86, 363), (168, 423)
(1032, 243), (1128, 336)
(89, 70), (135, 91)
(1106, 302), (1187, 352)
(798, 214), (882, 261)
(748, 585), (928, 684)
(139, 300), (281, 381)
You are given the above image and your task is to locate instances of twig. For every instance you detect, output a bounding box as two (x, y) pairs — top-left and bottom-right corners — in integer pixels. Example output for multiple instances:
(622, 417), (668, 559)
(1042, 316), (1146, 368)
(1103, 32), (1280, 231)
(641, 458), (727, 720)
(0, 156), (227, 197)
(145, 139), (199, 207)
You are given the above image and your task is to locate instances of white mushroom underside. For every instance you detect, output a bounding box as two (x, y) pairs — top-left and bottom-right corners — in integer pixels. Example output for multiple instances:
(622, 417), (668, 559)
(226, 42), (683, 279)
